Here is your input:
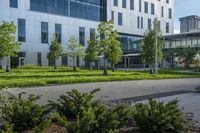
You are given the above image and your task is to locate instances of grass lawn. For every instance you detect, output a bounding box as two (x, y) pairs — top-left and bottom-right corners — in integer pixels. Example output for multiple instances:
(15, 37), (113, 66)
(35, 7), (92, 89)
(0, 66), (200, 89)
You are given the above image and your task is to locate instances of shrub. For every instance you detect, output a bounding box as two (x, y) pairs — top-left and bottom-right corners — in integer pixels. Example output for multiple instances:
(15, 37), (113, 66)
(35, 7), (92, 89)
(0, 91), (50, 132)
(48, 89), (100, 120)
(134, 98), (189, 133)
(49, 89), (133, 133)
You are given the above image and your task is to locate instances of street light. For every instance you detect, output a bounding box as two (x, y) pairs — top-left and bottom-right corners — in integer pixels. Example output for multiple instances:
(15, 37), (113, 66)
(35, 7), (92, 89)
(155, 20), (158, 75)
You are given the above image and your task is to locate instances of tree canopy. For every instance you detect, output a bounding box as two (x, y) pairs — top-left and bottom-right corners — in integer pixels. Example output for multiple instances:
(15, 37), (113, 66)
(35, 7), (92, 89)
(47, 35), (63, 68)
(0, 21), (20, 59)
(141, 18), (164, 66)
(66, 36), (85, 71)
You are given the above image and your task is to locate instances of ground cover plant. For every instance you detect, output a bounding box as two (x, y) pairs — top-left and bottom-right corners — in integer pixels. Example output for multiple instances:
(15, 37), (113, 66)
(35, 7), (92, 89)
(0, 89), (193, 133)
(0, 66), (200, 89)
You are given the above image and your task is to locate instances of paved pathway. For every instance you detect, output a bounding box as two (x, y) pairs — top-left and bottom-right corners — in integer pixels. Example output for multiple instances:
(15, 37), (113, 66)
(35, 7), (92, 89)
(6, 78), (200, 103)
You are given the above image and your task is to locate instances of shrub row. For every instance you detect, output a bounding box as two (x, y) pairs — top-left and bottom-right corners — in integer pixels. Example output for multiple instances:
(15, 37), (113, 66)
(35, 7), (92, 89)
(0, 89), (190, 133)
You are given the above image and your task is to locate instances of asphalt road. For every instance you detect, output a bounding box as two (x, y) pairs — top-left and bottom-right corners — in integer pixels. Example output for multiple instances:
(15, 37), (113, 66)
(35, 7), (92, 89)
(6, 78), (200, 103)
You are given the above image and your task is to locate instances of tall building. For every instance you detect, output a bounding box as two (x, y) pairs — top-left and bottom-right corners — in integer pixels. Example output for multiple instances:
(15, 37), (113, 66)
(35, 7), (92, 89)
(179, 15), (200, 33)
(0, 0), (174, 68)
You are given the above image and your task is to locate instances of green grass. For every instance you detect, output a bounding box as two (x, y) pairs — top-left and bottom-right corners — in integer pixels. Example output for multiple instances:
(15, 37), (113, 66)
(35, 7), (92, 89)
(0, 67), (200, 89)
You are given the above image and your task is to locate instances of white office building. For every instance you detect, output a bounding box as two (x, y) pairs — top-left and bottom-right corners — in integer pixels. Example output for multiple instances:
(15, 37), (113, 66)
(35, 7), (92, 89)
(0, 0), (174, 68)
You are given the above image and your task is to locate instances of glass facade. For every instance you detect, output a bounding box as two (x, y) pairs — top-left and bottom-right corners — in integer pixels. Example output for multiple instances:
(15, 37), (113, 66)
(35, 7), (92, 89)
(41, 22), (48, 43)
(18, 18), (26, 42)
(119, 34), (141, 54)
(30, 0), (107, 21)
(10, 0), (18, 8)
(79, 27), (85, 46)
(55, 24), (62, 43)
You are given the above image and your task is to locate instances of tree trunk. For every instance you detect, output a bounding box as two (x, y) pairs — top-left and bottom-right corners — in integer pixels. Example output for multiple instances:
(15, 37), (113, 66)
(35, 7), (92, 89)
(73, 57), (76, 72)
(90, 62), (92, 71)
(112, 63), (115, 72)
(6, 56), (10, 72)
(54, 60), (57, 69)
(103, 58), (108, 76)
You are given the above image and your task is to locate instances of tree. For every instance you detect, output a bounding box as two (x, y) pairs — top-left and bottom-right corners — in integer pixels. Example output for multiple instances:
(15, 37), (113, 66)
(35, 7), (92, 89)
(174, 46), (199, 68)
(85, 32), (99, 70)
(47, 35), (63, 69)
(105, 31), (122, 72)
(141, 18), (164, 71)
(0, 21), (20, 72)
(66, 36), (85, 71)
(97, 20), (122, 75)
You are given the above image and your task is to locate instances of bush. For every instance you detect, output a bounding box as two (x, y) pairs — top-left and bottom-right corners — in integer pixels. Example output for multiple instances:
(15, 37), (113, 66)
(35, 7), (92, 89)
(134, 98), (189, 133)
(0, 91), (50, 132)
(49, 89), (133, 133)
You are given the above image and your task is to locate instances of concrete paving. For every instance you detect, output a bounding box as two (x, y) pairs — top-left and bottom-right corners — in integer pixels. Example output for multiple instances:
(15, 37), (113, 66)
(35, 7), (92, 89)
(6, 78), (200, 103)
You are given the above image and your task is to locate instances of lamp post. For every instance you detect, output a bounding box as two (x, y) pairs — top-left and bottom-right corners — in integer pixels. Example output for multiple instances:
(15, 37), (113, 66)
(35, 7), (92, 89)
(155, 23), (158, 75)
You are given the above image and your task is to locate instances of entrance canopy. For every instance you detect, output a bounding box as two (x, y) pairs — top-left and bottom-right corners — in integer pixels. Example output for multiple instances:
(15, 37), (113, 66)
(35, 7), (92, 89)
(122, 53), (141, 57)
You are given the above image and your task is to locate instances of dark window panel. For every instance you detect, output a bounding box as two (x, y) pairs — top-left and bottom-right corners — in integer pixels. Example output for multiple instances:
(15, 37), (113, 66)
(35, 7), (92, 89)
(18, 18), (26, 42)
(10, 0), (18, 8)
(41, 22), (48, 43)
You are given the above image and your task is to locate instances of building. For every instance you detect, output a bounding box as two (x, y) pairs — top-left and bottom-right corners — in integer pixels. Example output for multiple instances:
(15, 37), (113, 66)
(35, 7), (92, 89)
(0, 0), (174, 68)
(179, 15), (200, 33)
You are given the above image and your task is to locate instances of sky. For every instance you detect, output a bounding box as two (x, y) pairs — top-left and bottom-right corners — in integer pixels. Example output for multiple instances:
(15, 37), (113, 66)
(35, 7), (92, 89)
(174, 0), (200, 33)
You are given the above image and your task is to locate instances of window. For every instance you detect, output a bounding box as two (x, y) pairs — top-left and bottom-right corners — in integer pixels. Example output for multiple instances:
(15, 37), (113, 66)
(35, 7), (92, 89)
(41, 22), (48, 43)
(166, 0), (169, 4)
(114, 0), (118, 6)
(90, 28), (95, 40)
(148, 18), (151, 30)
(118, 12), (123, 25)
(37, 52), (42, 66)
(139, 0), (142, 12)
(79, 27), (85, 46)
(161, 6), (164, 17)
(10, 0), (18, 8)
(137, 16), (140, 29)
(169, 8), (172, 19)
(111, 11), (114, 22)
(55, 24), (62, 43)
(141, 17), (143, 29)
(130, 0), (134, 10)
(151, 3), (154, 15)
(166, 22), (169, 33)
(18, 19), (26, 42)
(144, 2), (148, 13)
(122, 0), (126, 8)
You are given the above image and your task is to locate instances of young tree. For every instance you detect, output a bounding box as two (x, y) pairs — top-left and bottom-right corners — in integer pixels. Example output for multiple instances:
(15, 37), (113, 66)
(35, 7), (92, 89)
(47, 35), (63, 69)
(175, 46), (199, 68)
(66, 36), (85, 71)
(105, 31), (122, 72)
(85, 32), (99, 70)
(0, 21), (20, 72)
(141, 18), (164, 72)
(97, 20), (122, 75)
